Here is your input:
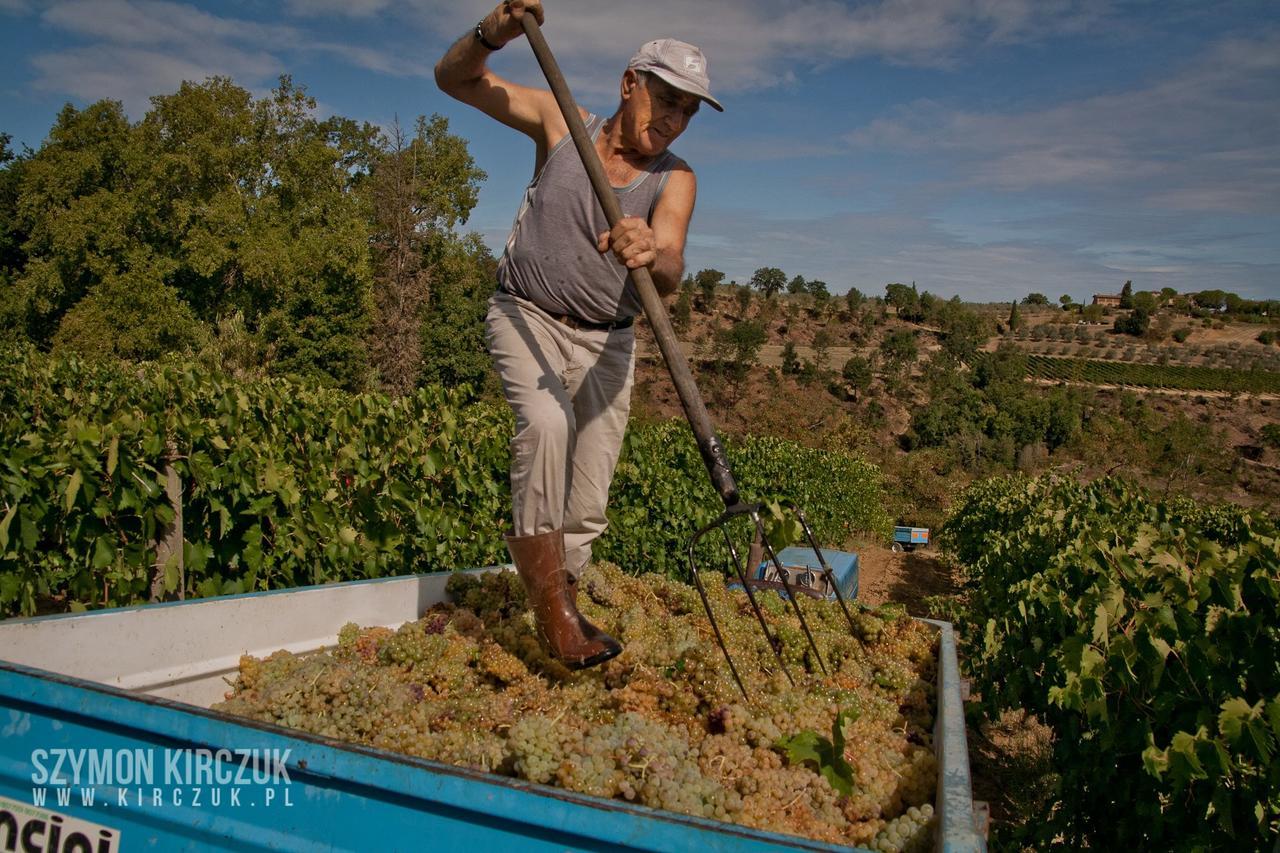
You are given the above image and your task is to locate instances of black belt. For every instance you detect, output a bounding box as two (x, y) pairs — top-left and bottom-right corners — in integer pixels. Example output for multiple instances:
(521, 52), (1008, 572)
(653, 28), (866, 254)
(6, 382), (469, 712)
(498, 284), (634, 332)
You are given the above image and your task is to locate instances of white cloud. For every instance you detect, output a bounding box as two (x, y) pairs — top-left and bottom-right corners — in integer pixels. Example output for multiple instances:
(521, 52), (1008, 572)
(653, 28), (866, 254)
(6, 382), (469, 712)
(392, 0), (1116, 94)
(678, 206), (1280, 301)
(28, 0), (436, 117)
(846, 30), (1280, 214)
(0, 0), (32, 14)
(284, 0), (393, 16)
(31, 45), (281, 118)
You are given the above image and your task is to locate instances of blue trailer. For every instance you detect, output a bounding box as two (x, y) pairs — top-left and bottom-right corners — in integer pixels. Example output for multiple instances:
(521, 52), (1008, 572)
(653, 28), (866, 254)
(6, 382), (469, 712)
(0, 568), (985, 852)
(892, 526), (931, 553)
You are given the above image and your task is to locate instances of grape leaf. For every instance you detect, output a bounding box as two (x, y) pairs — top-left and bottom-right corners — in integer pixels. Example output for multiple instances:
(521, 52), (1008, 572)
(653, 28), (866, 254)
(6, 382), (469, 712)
(776, 708), (858, 796)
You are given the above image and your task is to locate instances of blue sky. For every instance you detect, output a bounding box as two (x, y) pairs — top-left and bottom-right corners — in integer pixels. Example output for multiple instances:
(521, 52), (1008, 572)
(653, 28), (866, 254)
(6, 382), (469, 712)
(1, 0), (1277, 302)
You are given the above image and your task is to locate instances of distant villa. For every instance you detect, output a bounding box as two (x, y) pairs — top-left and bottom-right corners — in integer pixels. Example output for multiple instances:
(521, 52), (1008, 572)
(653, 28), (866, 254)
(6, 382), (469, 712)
(1092, 294), (1122, 308)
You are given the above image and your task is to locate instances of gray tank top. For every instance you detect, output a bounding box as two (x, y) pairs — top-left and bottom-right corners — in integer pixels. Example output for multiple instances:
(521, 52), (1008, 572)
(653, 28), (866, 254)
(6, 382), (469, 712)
(496, 114), (678, 323)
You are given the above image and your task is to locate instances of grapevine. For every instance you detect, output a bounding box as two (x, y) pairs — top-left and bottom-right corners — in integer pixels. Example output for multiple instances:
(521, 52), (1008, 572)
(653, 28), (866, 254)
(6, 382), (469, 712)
(215, 561), (940, 845)
(943, 474), (1280, 849)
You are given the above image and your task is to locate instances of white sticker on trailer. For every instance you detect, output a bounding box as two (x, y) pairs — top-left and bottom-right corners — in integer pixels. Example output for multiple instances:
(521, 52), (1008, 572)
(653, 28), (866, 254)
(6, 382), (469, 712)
(0, 795), (121, 852)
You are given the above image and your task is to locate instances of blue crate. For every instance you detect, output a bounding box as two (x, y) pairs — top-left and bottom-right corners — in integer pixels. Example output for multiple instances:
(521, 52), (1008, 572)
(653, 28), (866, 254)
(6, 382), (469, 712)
(753, 546), (859, 602)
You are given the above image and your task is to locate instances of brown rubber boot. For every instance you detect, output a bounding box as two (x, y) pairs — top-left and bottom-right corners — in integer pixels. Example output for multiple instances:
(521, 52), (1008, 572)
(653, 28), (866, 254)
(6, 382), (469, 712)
(506, 530), (622, 669)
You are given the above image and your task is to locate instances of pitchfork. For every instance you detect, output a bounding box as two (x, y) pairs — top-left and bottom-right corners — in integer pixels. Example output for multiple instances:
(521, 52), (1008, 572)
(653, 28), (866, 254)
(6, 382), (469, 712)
(521, 17), (861, 699)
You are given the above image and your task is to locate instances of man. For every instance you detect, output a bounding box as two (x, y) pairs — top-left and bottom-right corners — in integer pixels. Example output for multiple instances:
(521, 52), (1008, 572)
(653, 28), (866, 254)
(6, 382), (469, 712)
(435, 1), (721, 668)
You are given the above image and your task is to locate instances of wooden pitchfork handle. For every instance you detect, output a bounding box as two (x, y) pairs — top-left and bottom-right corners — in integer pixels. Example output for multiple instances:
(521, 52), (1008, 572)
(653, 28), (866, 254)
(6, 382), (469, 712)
(520, 15), (742, 509)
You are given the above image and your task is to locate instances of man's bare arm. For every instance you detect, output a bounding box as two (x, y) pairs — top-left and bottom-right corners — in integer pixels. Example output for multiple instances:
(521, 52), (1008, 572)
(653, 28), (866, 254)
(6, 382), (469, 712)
(598, 166), (696, 297)
(434, 1), (565, 144)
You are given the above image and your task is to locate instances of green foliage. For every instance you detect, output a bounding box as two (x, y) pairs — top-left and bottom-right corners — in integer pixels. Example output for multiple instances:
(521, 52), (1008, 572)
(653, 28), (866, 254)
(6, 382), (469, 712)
(776, 708), (859, 795)
(1119, 279), (1134, 309)
(1007, 301), (1022, 331)
(416, 232), (498, 397)
(1023, 355), (1280, 394)
(0, 347), (891, 616)
(694, 268), (724, 309)
(602, 421), (892, 579)
(841, 356), (872, 400)
(844, 287), (865, 314)
(909, 349), (1085, 467)
(1261, 424), (1280, 450)
(0, 133), (27, 289)
(937, 297), (987, 363)
(944, 475), (1280, 849)
(878, 329), (918, 368)
(780, 340), (800, 376)
(1023, 293), (1049, 306)
(1114, 307), (1151, 336)
(713, 319), (768, 382)
(750, 266), (786, 299)
(884, 282), (923, 322)
(808, 280), (830, 311)
(1, 77), (487, 394)
(786, 274), (807, 295)
(1259, 331), (1277, 347)
(1173, 327), (1192, 343)
(672, 288), (692, 333)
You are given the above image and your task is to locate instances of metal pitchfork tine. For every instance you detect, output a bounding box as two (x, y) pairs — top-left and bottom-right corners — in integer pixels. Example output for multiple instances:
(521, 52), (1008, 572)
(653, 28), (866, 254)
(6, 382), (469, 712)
(521, 16), (827, 701)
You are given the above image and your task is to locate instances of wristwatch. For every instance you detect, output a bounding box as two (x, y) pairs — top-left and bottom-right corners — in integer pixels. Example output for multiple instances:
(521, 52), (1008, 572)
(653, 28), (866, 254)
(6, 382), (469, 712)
(475, 20), (502, 51)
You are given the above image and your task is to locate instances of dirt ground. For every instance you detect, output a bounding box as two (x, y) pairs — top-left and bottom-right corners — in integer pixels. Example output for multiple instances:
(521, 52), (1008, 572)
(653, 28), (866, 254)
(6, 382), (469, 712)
(852, 543), (958, 611)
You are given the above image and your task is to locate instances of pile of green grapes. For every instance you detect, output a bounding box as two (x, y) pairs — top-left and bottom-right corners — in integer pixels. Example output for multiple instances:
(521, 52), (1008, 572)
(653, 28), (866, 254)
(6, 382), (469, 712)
(215, 564), (939, 848)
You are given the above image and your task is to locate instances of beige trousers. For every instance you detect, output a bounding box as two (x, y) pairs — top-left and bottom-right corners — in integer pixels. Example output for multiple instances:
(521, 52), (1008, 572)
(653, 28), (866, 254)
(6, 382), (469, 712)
(485, 292), (635, 578)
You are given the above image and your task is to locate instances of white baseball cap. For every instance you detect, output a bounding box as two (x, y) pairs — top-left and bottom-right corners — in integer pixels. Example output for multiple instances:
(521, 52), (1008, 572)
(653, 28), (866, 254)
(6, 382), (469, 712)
(627, 38), (724, 112)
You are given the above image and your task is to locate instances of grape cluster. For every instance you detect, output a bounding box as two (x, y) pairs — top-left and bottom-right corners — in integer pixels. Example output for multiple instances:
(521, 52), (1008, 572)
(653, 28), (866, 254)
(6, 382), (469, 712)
(870, 803), (935, 853)
(214, 562), (941, 846)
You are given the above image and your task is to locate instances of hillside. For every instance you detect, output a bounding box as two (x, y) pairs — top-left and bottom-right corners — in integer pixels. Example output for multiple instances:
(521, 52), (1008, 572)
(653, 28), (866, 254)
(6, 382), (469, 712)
(628, 287), (1280, 526)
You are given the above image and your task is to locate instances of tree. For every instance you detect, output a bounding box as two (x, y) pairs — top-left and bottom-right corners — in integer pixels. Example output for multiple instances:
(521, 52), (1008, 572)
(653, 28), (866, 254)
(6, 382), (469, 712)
(0, 133), (28, 291)
(1008, 301), (1022, 331)
(672, 289), (692, 333)
(841, 355), (872, 400)
(938, 297), (986, 363)
(879, 329), (918, 368)
(1059, 294), (1073, 307)
(844, 287), (865, 314)
(1113, 307), (1150, 336)
(780, 340), (800, 375)
(750, 266), (786, 299)
(1119, 280), (1134, 309)
(0, 76), (499, 393)
(1023, 292), (1049, 306)
(694, 268), (724, 310)
(786, 274), (807, 295)
(417, 232), (498, 396)
(1160, 287), (1178, 300)
(1193, 289), (1227, 312)
(808, 280), (831, 314)
(812, 329), (834, 372)
(714, 319), (767, 383)
(885, 282), (923, 322)
(1132, 291), (1158, 313)
(735, 283), (752, 316)
(368, 115), (485, 394)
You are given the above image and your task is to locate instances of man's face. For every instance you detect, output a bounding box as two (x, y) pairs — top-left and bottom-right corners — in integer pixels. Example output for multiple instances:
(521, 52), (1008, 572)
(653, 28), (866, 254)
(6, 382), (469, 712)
(621, 71), (700, 155)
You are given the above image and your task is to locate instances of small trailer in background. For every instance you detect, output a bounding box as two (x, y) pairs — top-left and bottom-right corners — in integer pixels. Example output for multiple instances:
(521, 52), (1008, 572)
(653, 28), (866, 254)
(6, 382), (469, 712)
(892, 526), (931, 552)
